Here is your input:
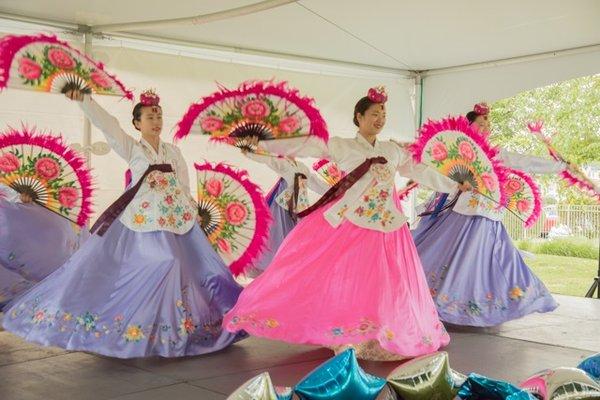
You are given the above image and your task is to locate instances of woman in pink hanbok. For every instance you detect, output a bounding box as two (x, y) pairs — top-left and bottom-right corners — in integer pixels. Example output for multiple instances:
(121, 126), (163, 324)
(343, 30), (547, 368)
(223, 87), (469, 360)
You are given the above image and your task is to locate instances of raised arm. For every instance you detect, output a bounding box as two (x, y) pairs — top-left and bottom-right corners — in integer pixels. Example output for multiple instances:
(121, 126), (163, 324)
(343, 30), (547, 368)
(499, 149), (566, 174)
(76, 95), (136, 161)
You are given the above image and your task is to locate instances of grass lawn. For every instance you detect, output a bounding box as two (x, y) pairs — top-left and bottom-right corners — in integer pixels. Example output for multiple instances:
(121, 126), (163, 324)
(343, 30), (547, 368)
(525, 253), (598, 297)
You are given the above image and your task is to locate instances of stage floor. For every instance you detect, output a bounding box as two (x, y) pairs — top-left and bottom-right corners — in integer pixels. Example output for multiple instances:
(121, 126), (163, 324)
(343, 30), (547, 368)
(1, 294), (598, 399)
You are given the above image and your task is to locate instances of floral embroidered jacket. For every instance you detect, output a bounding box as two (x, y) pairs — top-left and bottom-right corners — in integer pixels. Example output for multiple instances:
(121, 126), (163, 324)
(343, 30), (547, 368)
(80, 96), (197, 234)
(303, 134), (459, 232)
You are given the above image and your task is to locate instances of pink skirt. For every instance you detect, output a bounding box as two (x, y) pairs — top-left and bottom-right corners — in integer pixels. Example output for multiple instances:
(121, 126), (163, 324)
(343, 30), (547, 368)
(223, 203), (450, 359)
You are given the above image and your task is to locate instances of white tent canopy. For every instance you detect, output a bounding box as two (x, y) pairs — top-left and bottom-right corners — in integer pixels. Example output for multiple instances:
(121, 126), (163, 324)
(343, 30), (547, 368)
(2, 1), (599, 114)
(0, 0), (598, 212)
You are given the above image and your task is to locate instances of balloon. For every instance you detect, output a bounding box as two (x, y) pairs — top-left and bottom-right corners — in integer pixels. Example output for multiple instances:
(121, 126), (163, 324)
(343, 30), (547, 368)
(376, 384), (399, 399)
(227, 372), (292, 400)
(519, 367), (600, 400)
(294, 348), (387, 400)
(386, 351), (465, 400)
(457, 373), (536, 400)
(578, 353), (600, 382)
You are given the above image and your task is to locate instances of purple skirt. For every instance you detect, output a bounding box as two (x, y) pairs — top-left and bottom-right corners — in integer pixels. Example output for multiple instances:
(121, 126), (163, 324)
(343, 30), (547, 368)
(249, 178), (297, 275)
(3, 220), (246, 358)
(412, 209), (557, 326)
(0, 199), (87, 307)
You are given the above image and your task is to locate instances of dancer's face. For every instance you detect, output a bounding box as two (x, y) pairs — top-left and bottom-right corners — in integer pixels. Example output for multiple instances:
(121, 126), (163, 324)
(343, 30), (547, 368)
(473, 114), (490, 134)
(357, 103), (386, 136)
(134, 106), (163, 138)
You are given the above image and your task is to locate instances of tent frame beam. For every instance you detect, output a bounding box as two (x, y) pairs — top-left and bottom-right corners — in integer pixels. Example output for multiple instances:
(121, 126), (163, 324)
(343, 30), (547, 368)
(1, 10), (598, 78)
(91, 0), (296, 32)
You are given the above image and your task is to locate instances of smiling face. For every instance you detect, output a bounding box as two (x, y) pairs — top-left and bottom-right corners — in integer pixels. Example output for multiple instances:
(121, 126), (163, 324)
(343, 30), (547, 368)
(133, 105), (163, 138)
(356, 103), (386, 136)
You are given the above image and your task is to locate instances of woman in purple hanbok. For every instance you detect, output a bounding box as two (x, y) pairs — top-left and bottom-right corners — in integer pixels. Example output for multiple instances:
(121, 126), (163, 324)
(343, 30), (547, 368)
(412, 103), (564, 327)
(3, 89), (245, 358)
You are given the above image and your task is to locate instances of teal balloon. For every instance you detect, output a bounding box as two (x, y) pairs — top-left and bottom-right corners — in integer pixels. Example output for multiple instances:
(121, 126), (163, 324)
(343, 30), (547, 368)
(458, 373), (536, 400)
(386, 351), (465, 400)
(294, 348), (386, 400)
(579, 353), (600, 382)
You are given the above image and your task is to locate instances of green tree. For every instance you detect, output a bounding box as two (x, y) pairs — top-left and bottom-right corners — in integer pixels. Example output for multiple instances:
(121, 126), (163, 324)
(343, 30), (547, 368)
(490, 74), (600, 205)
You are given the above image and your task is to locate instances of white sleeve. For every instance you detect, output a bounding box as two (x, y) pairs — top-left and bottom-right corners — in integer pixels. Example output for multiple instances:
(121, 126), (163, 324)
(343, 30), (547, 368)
(244, 152), (297, 183)
(0, 184), (21, 202)
(396, 148), (459, 194)
(326, 137), (345, 164)
(78, 96), (136, 161)
(173, 147), (193, 199)
(499, 149), (565, 174)
(307, 173), (330, 195)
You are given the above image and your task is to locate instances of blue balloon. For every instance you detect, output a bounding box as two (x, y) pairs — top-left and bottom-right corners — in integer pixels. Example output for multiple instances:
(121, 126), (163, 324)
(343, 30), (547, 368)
(458, 373), (536, 400)
(578, 353), (600, 382)
(294, 348), (386, 400)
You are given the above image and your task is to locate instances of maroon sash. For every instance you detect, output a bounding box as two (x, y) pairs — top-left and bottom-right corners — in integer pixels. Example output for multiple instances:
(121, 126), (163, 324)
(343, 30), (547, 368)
(297, 157), (387, 218)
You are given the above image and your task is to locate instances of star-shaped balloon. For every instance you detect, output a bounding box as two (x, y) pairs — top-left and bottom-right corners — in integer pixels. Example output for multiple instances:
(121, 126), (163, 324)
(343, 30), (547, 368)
(519, 367), (600, 400)
(578, 353), (600, 382)
(294, 348), (387, 400)
(458, 373), (536, 400)
(375, 384), (399, 399)
(386, 351), (465, 400)
(227, 372), (293, 400)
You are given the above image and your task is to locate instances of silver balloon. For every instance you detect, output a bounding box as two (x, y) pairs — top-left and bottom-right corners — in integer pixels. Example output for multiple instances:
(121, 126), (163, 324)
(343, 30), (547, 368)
(227, 372), (292, 400)
(386, 351), (464, 400)
(520, 367), (600, 400)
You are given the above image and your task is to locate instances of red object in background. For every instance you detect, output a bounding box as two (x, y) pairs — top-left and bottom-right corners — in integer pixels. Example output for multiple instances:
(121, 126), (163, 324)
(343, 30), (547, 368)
(541, 207), (558, 238)
(543, 216), (558, 233)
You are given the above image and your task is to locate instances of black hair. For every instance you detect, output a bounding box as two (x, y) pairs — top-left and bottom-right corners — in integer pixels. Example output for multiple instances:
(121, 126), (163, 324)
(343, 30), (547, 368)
(132, 103), (162, 131)
(466, 111), (479, 124)
(353, 96), (380, 127)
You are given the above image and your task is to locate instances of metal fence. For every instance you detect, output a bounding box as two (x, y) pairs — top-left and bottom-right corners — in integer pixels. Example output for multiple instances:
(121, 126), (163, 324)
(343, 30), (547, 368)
(504, 204), (600, 241)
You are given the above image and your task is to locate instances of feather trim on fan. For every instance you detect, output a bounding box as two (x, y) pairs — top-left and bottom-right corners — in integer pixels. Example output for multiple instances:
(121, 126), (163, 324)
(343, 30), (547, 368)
(0, 33), (133, 99)
(0, 125), (94, 226)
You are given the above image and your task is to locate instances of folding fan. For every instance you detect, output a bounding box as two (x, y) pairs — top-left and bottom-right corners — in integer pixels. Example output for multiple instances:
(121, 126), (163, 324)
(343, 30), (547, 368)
(0, 34), (133, 99)
(195, 162), (271, 276)
(175, 80), (328, 157)
(0, 126), (93, 226)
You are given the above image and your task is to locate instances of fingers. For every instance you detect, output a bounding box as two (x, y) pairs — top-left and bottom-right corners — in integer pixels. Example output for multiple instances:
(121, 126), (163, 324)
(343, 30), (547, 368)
(65, 89), (83, 101)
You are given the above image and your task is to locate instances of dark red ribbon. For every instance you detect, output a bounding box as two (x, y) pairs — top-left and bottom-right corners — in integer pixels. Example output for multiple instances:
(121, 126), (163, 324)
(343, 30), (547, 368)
(297, 156), (387, 218)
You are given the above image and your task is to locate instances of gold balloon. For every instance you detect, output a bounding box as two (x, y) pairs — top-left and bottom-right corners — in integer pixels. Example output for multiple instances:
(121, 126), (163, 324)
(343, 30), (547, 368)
(386, 351), (463, 400)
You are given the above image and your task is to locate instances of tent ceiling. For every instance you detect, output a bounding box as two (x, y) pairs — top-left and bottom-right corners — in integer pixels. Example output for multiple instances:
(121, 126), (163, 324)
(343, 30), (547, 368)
(1, 0), (599, 72)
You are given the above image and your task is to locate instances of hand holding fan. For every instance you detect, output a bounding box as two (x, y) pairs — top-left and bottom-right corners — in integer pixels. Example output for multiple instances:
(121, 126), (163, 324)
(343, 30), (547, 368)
(0, 34), (133, 99)
(175, 80), (328, 157)
(195, 162), (271, 276)
(528, 121), (599, 202)
(0, 126), (94, 226)
(410, 116), (508, 208)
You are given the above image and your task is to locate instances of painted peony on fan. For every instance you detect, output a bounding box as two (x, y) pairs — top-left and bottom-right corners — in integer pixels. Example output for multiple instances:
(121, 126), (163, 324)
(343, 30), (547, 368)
(195, 162), (271, 276)
(528, 121), (599, 203)
(0, 126), (94, 226)
(502, 167), (542, 227)
(176, 80), (328, 157)
(0, 34), (133, 99)
(312, 159), (345, 187)
(410, 116), (508, 212)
